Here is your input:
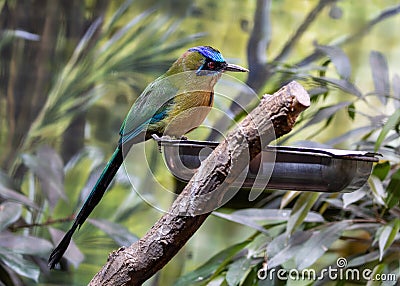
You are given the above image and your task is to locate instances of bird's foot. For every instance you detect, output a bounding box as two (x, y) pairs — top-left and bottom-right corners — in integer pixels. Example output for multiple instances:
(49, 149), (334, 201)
(151, 134), (163, 153)
(151, 134), (162, 142)
(152, 134), (187, 142)
(151, 134), (189, 153)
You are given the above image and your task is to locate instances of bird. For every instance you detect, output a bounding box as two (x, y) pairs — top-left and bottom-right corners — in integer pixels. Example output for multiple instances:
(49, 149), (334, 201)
(48, 46), (248, 269)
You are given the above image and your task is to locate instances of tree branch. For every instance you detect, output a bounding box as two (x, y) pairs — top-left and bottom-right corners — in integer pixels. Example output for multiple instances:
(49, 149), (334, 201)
(89, 81), (310, 286)
(10, 215), (75, 231)
(273, 0), (337, 63)
(295, 4), (400, 67)
(246, 0), (271, 91)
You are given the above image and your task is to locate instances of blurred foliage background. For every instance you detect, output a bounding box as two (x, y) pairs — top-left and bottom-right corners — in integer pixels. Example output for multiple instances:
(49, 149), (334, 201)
(1, 0), (400, 285)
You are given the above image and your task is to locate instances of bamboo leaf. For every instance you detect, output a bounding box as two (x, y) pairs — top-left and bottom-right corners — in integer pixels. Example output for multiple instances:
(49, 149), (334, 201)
(378, 219), (400, 261)
(370, 51), (390, 105)
(315, 44), (351, 79)
(343, 188), (366, 208)
(392, 73), (400, 109)
(280, 191), (300, 209)
(327, 125), (377, 145)
(375, 109), (400, 151)
(0, 202), (22, 231)
(22, 145), (66, 210)
(88, 219), (139, 246)
(267, 230), (312, 268)
(70, 17), (103, 65)
(304, 101), (351, 129)
(104, 0), (134, 33)
(219, 208), (324, 224)
(294, 221), (350, 269)
(174, 241), (249, 286)
(0, 234), (52, 257)
(366, 264), (385, 286)
(312, 76), (363, 98)
(0, 247), (39, 282)
(368, 176), (386, 206)
(348, 251), (379, 267)
(347, 102), (355, 120)
(286, 192), (320, 236)
(385, 169), (400, 209)
(0, 185), (38, 209)
(226, 256), (251, 286)
(100, 8), (156, 54)
(212, 211), (269, 234)
(372, 161), (391, 181)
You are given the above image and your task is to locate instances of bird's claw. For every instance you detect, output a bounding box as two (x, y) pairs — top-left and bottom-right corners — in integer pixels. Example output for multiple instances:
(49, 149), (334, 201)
(151, 134), (189, 153)
(151, 134), (163, 153)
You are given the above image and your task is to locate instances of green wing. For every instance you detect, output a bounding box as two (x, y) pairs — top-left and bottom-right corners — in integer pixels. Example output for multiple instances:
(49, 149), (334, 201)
(119, 75), (178, 144)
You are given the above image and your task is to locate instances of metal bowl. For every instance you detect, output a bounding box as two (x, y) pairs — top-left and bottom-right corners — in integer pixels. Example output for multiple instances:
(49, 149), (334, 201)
(156, 138), (379, 193)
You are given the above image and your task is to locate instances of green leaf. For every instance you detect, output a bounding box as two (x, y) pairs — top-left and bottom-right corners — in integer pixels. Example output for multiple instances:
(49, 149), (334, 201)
(294, 221), (350, 269)
(308, 86), (329, 100)
(327, 125), (378, 145)
(286, 192), (320, 236)
(372, 161), (391, 181)
(378, 219), (400, 261)
(212, 211), (269, 234)
(366, 264), (385, 286)
(0, 185), (38, 209)
(375, 109), (400, 151)
(267, 230), (312, 268)
(0, 170), (16, 189)
(22, 145), (66, 209)
(215, 208), (324, 227)
(103, 0), (134, 33)
(241, 267), (258, 286)
(0, 246), (39, 282)
(342, 188), (366, 208)
(226, 256), (252, 286)
(0, 29), (40, 47)
(280, 191), (300, 209)
(385, 169), (400, 209)
(347, 251), (379, 267)
(347, 102), (356, 120)
(315, 44), (351, 79)
(174, 241), (249, 286)
(236, 208), (324, 222)
(368, 176), (386, 206)
(304, 101), (351, 129)
(0, 234), (53, 257)
(312, 77), (363, 98)
(370, 51), (390, 105)
(88, 219), (139, 246)
(0, 202), (22, 231)
(392, 73), (400, 109)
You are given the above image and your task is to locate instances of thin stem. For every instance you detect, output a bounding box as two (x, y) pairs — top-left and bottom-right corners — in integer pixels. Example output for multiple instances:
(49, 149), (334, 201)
(10, 215), (75, 231)
(273, 0), (337, 63)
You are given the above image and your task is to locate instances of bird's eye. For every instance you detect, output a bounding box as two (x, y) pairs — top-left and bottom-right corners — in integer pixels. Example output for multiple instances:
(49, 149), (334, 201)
(207, 61), (216, 70)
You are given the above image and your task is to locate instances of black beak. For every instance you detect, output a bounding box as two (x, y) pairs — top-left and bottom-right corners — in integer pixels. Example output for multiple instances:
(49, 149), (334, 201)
(224, 63), (249, 72)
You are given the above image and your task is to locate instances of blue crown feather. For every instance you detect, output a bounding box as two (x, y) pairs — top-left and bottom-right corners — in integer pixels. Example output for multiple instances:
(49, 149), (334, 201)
(189, 46), (225, 63)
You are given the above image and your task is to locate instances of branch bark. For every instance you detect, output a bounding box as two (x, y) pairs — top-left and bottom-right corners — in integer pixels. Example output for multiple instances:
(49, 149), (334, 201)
(89, 81), (310, 286)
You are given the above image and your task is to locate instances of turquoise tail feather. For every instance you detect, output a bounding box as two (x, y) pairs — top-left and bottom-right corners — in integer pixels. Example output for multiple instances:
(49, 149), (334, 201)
(48, 146), (124, 269)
